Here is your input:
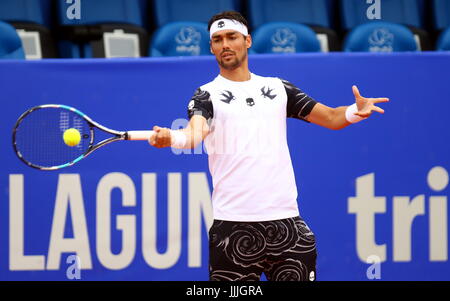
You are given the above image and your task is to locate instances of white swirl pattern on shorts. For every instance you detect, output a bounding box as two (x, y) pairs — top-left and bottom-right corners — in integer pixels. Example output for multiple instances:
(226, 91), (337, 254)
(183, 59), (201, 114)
(223, 224), (267, 268)
(267, 258), (308, 281)
(210, 217), (316, 281)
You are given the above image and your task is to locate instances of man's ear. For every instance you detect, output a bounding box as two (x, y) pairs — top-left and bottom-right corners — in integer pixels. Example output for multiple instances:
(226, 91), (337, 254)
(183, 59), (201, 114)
(246, 34), (252, 49)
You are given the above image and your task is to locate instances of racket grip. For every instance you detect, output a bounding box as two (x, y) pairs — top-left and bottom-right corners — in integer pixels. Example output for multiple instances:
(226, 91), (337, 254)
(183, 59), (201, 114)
(126, 130), (155, 141)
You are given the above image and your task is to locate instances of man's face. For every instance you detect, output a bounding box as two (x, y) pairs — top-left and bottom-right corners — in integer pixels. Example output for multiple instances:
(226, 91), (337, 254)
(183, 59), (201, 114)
(210, 30), (252, 70)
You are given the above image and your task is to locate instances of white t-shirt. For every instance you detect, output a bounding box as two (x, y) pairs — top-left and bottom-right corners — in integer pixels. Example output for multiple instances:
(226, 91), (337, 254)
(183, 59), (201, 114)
(187, 73), (317, 221)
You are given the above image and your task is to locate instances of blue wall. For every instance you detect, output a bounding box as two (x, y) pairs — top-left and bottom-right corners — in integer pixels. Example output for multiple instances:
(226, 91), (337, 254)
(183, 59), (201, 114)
(1, 52), (449, 280)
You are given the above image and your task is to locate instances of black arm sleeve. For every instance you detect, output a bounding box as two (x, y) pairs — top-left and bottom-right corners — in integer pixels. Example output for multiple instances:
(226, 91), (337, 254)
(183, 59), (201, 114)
(187, 88), (214, 122)
(282, 79), (318, 123)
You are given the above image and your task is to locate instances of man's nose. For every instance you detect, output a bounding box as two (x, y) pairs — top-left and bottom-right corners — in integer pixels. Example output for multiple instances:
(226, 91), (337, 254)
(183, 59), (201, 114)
(222, 38), (231, 49)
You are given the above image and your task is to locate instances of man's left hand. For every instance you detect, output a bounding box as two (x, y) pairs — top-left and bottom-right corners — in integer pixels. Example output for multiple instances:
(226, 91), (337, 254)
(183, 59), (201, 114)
(352, 85), (390, 118)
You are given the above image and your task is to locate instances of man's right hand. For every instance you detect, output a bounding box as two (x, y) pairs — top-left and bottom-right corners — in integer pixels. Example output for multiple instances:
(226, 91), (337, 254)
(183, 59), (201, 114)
(149, 126), (172, 148)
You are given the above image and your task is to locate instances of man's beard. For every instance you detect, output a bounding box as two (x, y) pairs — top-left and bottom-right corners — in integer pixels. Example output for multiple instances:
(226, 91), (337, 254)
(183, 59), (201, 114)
(217, 51), (247, 70)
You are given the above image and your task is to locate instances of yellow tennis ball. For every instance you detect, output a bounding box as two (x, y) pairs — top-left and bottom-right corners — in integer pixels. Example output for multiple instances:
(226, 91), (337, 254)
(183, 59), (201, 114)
(63, 128), (81, 147)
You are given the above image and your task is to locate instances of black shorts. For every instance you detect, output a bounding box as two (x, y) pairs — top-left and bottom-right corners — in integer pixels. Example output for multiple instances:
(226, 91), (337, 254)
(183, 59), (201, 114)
(208, 216), (317, 281)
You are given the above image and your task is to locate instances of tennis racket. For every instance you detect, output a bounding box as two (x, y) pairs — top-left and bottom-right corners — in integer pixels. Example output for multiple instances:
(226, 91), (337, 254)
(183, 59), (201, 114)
(12, 104), (154, 170)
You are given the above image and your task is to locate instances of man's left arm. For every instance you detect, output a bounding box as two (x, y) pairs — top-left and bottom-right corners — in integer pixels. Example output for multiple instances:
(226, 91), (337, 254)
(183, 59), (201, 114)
(306, 85), (390, 130)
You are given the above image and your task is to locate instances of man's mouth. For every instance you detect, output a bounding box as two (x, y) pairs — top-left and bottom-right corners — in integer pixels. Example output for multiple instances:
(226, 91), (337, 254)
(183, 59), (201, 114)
(221, 52), (234, 58)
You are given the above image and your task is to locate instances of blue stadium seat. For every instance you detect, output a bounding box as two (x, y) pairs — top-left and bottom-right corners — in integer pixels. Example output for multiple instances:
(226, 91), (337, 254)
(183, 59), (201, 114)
(248, 0), (333, 29)
(0, 0), (52, 28)
(247, 0), (339, 51)
(340, 0), (423, 30)
(150, 22), (210, 57)
(56, 0), (149, 58)
(340, 0), (431, 50)
(433, 0), (450, 30)
(153, 0), (239, 27)
(433, 0), (450, 51)
(57, 0), (146, 26)
(0, 0), (56, 58)
(0, 21), (25, 59)
(343, 21), (418, 52)
(250, 22), (321, 54)
(437, 27), (450, 50)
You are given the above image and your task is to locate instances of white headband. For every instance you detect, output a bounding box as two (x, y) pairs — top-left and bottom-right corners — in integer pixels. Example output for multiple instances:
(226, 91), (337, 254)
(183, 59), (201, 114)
(209, 19), (248, 39)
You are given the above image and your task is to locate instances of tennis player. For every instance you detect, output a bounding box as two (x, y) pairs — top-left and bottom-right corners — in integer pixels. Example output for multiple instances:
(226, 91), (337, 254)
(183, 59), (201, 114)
(149, 11), (389, 281)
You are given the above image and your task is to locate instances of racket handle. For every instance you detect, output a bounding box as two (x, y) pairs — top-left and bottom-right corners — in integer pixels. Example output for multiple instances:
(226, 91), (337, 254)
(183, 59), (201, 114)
(126, 130), (155, 141)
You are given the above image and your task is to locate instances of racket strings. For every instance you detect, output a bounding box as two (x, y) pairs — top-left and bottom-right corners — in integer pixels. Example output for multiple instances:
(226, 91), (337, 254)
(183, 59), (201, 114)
(14, 107), (92, 168)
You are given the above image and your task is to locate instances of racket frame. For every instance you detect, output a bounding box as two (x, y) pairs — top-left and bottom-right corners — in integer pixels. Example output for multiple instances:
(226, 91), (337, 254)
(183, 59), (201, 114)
(12, 104), (150, 170)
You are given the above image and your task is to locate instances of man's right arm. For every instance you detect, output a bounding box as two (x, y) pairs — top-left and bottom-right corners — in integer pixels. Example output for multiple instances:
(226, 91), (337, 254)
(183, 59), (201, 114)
(149, 88), (213, 149)
(182, 115), (210, 148)
(149, 115), (209, 149)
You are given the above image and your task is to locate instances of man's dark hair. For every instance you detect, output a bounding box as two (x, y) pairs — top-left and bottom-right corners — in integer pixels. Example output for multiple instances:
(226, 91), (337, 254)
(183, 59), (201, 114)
(207, 11), (249, 33)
